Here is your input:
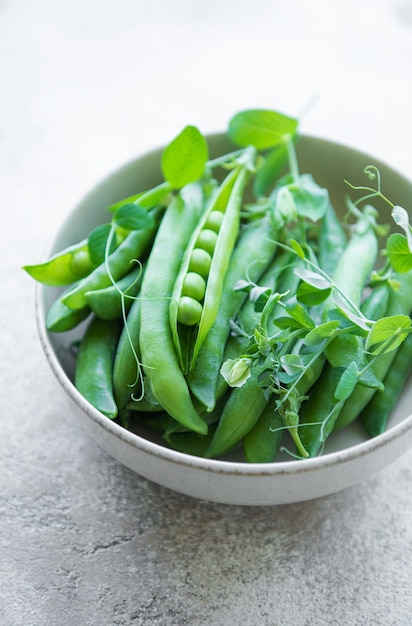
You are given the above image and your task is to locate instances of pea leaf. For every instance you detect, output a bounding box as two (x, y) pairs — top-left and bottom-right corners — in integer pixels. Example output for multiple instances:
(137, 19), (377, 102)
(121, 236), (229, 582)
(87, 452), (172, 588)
(386, 233), (412, 273)
(228, 109), (298, 150)
(303, 320), (340, 346)
(358, 368), (384, 391)
(332, 291), (371, 333)
(113, 204), (155, 231)
(297, 280), (332, 305)
(294, 267), (333, 291)
(272, 185), (297, 224)
(366, 315), (411, 353)
(285, 297), (315, 328)
(289, 239), (305, 259)
(233, 279), (252, 292)
(161, 125), (209, 189)
(276, 370), (300, 385)
(289, 174), (329, 222)
(249, 285), (272, 312)
(280, 354), (305, 376)
(274, 315), (305, 330)
(392, 205), (412, 251)
(334, 362), (359, 401)
(88, 223), (115, 265)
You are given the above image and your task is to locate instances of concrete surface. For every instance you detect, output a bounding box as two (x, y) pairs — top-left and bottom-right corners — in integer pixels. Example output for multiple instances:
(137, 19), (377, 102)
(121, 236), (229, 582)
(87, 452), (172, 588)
(2, 0), (412, 624)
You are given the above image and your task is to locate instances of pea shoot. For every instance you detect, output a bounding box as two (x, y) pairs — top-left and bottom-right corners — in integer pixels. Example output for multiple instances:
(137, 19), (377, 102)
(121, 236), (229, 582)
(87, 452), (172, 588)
(23, 107), (412, 461)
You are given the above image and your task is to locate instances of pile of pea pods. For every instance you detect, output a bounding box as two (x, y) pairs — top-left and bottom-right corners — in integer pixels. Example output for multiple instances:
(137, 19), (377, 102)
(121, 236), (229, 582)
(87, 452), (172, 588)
(23, 108), (412, 462)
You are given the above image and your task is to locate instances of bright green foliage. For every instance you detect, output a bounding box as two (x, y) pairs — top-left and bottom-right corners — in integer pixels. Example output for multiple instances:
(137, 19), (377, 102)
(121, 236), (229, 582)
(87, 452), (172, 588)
(228, 109), (298, 150)
(161, 125), (209, 189)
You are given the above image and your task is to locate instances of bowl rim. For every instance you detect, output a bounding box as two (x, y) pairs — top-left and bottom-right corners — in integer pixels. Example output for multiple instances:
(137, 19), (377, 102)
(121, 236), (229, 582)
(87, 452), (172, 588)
(34, 131), (412, 478)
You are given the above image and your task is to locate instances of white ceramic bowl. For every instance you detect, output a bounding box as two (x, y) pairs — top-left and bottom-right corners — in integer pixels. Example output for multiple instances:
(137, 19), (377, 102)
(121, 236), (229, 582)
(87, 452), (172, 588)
(35, 134), (412, 506)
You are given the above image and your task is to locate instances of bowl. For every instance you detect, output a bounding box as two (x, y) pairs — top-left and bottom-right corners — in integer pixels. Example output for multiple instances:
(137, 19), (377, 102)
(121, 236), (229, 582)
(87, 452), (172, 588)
(35, 133), (412, 506)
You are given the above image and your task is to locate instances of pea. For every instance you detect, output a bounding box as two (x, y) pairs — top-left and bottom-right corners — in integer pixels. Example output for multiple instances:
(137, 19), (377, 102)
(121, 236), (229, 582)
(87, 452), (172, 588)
(204, 210), (224, 232)
(71, 249), (93, 276)
(181, 272), (206, 301)
(196, 229), (219, 255)
(188, 248), (212, 277)
(177, 296), (203, 326)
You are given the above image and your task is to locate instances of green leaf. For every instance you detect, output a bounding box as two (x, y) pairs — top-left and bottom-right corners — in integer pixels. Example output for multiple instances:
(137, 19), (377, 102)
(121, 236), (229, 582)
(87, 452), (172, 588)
(289, 174), (329, 222)
(161, 125), (209, 189)
(358, 368), (384, 391)
(228, 109), (298, 150)
(233, 279), (252, 292)
(392, 205), (412, 251)
(272, 185), (297, 224)
(334, 362), (359, 401)
(285, 297), (316, 329)
(273, 315), (304, 330)
(366, 315), (411, 353)
(280, 354), (305, 376)
(113, 204), (155, 231)
(387, 233), (412, 273)
(250, 285), (272, 312)
(289, 239), (305, 259)
(276, 370), (299, 385)
(294, 267), (333, 291)
(297, 280), (332, 306)
(332, 291), (371, 332)
(87, 224), (114, 265)
(303, 320), (340, 346)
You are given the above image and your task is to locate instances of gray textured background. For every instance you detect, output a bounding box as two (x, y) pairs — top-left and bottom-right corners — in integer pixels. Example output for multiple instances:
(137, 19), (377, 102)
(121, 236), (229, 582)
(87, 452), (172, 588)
(2, 1), (412, 624)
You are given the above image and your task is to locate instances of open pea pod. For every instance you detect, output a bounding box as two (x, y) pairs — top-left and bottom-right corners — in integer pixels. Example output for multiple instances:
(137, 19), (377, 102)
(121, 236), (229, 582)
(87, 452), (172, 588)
(169, 147), (257, 372)
(23, 239), (95, 286)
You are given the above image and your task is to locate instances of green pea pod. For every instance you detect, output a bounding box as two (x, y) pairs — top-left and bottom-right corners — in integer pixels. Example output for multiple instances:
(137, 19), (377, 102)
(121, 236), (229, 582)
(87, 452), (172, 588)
(318, 202), (348, 278)
(46, 283), (91, 332)
(170, 148), (256, 372)
(243, 400), (284, 463)
(112, 298), (142, 412)
(163, 427), (217, 457)
(334, 270), (412, 432)
(85, 265), (143, 320)
(74, 316), (122, 418)
(187, 216), (278, 410)
(360, 332), (412, 437)
(296, 210), (380, 456)
(205, 365), (268, 459)
(62, 208), (161, 310)
(139, 183), (208, 435)
(23, 239), (94, 286)
(108, 181), (172, 213)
